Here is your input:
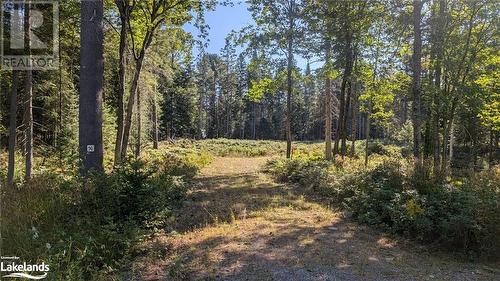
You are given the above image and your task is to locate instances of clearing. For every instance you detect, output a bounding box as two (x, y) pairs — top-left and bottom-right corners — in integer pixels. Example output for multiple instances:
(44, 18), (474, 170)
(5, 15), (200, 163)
(131, 157), (499, 281)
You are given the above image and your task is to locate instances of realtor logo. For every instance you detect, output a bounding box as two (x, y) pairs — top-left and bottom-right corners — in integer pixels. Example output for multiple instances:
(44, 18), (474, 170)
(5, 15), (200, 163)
(1, 256), (50, 279)
(1, 0), (59, 70)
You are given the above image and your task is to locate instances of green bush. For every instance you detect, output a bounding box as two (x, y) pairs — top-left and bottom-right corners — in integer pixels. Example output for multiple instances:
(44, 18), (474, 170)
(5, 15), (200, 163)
(1, 152), (204, 279)
(266, 155), (500, 258)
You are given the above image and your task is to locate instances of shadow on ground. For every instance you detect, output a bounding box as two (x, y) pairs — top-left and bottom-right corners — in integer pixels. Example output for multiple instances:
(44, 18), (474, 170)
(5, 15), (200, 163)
(131, 157), (500, 281)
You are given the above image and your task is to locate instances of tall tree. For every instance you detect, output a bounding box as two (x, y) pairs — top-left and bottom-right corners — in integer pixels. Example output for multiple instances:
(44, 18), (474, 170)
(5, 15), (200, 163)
(24, 2), (33, 180)
(113, 0), (134, 164)
(7, 71), (19, 184)
(120, 0), (203, 159)
(411, 0), (423, 167)
(135, 88), (141, 157)
(324, 43), (333, 161)
(79, 0), (105, 174)
(248, 0), (307, 158)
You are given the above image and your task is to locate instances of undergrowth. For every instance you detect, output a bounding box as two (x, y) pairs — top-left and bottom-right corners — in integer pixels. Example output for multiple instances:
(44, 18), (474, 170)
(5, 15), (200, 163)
(1, 147), (211, 280)
(266, 151), (500, 259)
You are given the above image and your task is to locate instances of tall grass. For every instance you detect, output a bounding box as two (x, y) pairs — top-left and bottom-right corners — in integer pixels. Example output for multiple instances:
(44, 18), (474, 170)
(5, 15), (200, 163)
(1, 146), (212, 279)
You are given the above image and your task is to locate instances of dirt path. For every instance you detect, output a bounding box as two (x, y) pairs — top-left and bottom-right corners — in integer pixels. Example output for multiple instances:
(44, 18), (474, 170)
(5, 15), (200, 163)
(132, 157), (499, 281)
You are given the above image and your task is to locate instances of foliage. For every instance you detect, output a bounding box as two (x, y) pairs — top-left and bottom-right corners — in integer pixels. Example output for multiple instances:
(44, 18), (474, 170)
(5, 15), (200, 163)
(266, 145), (500, 258)
(1, 148), (210, 279)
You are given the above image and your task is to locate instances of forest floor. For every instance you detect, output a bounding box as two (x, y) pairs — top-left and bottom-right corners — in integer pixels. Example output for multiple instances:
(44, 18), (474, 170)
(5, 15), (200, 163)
(130, 157), (500, 281)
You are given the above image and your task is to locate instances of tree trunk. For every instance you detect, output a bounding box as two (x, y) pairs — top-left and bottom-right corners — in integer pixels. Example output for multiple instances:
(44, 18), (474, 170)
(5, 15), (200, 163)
(121, 54), (145, 159)
(285, 0), (295, 159)
(58, 47), (63, 167)
(432, 0), (445, 177)
(448, 119), (455, 170)
(324, 43), (333, 161)
(342, 80), (353, 157)
(412, 0), (423, 167)
(24, 4), (33, 180)
(79, 0), (104, 175)
(365, 110), (371, 166)
(198, 89), (203, 139)
(252, 102), (256, 140)
(442, 99), (457, 175)
(7, 71), (19, 185)
(114, 10), (128, 164)
(135, 88), (141, 158)
(350, 82), (358, 157)
(335, 31), (353, 157)
(488, 130), (494, 167)
(285, 43), (293, 159)
(152, 92), (159, 149)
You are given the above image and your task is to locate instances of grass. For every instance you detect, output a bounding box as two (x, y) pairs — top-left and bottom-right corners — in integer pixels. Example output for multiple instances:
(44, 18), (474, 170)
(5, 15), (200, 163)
(1, 139), (498, 280)
(0, 145), (212, 279)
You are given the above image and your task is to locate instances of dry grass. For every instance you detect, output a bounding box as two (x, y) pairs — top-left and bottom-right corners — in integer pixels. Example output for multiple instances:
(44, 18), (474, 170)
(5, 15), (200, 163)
(130, 157), (500, 281)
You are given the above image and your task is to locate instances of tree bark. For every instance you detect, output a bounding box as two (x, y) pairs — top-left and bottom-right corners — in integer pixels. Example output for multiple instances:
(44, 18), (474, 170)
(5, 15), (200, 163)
(152, 92), (159, 149)
(7, 71), (19, 185)
(24, 3), (33, 180)
(342, 80), (352, 156)
(442, 99), (457, 175)
(350, 82), (358, 157)
(135, 88), (141, 158)
(252, 102), (256, 140)
(285, 0), (295, 159)
(365, 110), (371, 166)
(324, 43), (333, 161)
(121, 54), (145, 159)
(79, 0), (104, 175)
(432, 0), (445, 177)
(412, 0), (423, 167)
(114, 5), (128, 164)
(335, 31), (353, 157)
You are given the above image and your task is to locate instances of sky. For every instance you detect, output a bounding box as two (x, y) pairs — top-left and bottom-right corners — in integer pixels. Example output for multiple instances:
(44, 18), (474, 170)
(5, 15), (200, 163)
(183, 1), (317, 70)
(184, 2), (254, 54)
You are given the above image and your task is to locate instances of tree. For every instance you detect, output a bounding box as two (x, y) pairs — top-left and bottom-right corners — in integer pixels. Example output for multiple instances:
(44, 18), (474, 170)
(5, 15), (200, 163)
(7, 71), (19, 184)
(411, 0), (423, 167)
(324, 45), (333, 161)
(79, 0), (105, 174)
(113, 0), (134, 164)
(119, 0), (207, 160)
(24, 3), (33, 180)
(248, 0), (307, 158)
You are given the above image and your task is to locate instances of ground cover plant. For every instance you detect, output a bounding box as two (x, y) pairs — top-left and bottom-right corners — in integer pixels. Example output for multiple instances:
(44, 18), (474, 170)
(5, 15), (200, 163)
(266, 143), (500, 259)
(1, 145), (211, 279)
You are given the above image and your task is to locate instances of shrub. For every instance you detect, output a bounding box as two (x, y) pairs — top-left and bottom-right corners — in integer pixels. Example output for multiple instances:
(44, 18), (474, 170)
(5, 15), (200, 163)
(1, 150), (204, 279)
(266, 154), (500, 258)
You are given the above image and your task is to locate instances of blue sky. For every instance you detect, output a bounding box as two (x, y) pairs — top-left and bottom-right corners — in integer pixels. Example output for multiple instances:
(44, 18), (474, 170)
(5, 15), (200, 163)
(183, 2), (317, 70)
(185, 2), (253, 54)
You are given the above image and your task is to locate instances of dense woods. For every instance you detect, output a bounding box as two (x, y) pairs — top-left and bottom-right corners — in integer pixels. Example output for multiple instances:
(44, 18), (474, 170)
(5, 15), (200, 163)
(1, 0), (498, 172)
(0, 0), (498, 279)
